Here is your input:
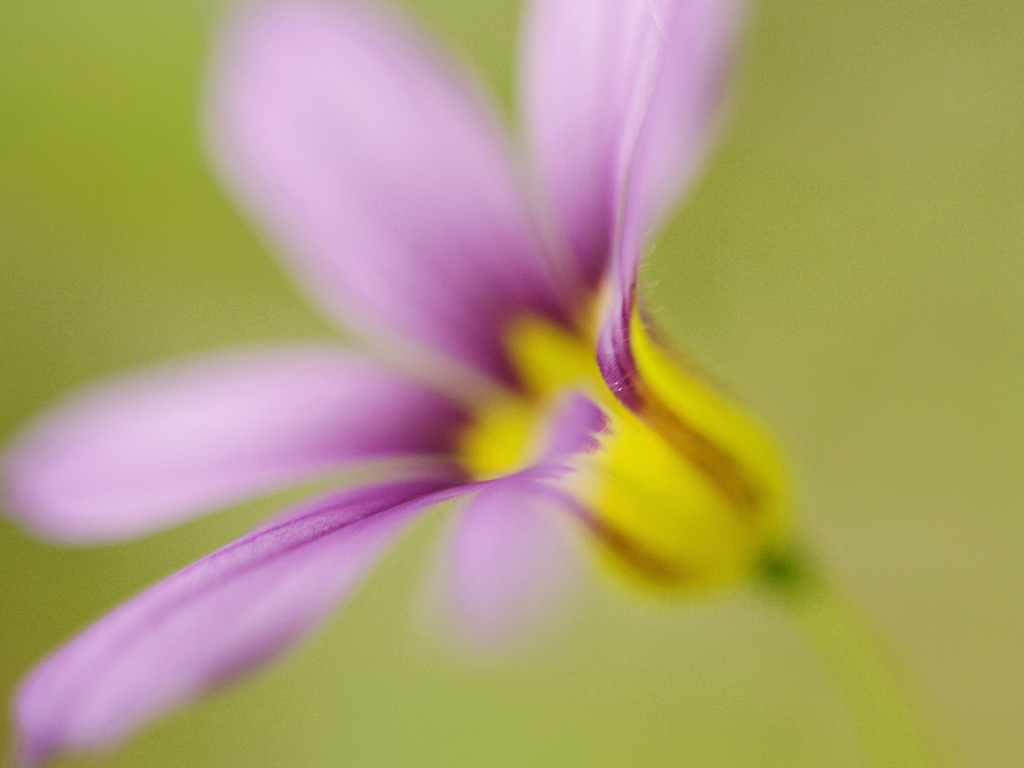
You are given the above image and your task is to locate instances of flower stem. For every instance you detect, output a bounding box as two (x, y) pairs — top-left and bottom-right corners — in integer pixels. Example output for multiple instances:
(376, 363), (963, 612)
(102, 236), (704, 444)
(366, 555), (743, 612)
(757, 547), (946, 768)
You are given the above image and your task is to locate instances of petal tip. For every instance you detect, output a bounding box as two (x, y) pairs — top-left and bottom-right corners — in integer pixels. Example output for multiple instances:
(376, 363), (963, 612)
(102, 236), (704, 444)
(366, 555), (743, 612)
(14, 686), (63, 768)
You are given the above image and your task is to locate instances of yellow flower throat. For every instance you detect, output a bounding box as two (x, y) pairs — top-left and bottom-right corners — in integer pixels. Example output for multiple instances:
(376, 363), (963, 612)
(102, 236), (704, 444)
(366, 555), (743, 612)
(457, 313), (788, 594)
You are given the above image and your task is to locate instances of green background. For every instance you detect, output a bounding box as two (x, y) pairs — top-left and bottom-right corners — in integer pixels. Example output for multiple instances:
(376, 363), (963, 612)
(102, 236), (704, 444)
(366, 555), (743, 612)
(2, 1), (1021, 766)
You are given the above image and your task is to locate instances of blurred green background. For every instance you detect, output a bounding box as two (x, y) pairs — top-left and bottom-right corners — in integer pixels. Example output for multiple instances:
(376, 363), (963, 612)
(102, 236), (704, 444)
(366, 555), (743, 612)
(2, 0), (1021, 766)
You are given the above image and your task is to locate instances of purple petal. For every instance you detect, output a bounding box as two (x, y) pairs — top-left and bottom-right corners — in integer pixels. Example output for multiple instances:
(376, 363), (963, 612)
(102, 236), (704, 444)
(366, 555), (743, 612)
(14, 475), (469, 767)
(520, 0), (744, 283)
(2, 345), (467, 543)
(426, 393), (605, 652)
(539, 390), (608, 463)
(431, 478), (581, 652)
(208, 0), (573, 384)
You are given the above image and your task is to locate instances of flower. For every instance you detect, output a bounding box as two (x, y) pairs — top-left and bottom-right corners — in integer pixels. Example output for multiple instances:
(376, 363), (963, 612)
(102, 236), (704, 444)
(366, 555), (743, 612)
(1, 0), (785, 764)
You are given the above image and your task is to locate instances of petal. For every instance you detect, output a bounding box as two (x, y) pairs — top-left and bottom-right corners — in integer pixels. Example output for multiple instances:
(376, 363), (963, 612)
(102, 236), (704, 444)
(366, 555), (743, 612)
(520, 0), (744, 283)
(208, 0), (573, 384)
(2, 345), (467, 543)
(425, 393), (604, 652)
(538, 390), (608, 464)
(14, 475), (469, 767)
(430, 478), (581, 653)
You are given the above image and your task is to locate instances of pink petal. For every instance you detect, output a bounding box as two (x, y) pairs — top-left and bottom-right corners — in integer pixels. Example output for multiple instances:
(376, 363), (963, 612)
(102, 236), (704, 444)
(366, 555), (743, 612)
(431, 478), (581, 653)
(427, 393), (605, 652)
(538, 390), (609, 463)
(2, 345), (467, 543)
(208, 0), (573, 384)
(14, 475), (469, 767)
(521, 0), (744, 284)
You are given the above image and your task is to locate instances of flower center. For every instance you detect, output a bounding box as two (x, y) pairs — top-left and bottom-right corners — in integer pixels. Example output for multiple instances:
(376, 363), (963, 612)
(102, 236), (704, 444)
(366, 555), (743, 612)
(456, 311), (789, 593)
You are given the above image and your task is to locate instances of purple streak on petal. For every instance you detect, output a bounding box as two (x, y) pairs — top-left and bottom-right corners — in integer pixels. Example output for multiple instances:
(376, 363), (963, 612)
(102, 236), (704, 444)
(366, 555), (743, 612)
(596, 285), (645, 411)
(521, 0), (743, 284)
(208, 0), (570, 384)
(2, 345), (468, 544)
(14, 474), (471, 767)
(434, 478), (581, 653)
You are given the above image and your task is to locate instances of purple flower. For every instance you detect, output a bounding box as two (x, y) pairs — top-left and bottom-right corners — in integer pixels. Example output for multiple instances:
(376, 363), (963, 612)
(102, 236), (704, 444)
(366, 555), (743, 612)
(2, 0), (786, 764)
